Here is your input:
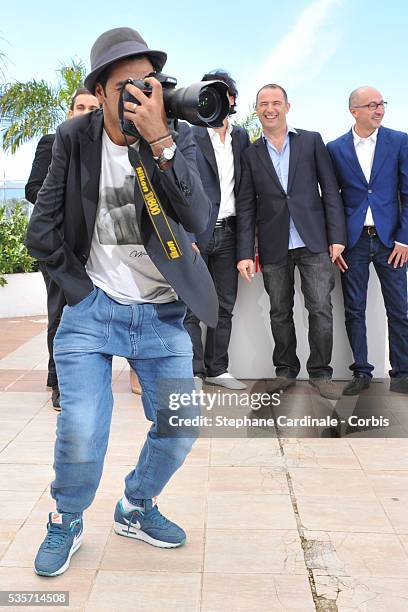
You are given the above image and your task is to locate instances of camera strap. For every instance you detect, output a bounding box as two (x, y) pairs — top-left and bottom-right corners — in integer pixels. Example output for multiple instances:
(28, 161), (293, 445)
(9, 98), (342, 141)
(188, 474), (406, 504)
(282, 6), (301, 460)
(127, 146), (183, 260)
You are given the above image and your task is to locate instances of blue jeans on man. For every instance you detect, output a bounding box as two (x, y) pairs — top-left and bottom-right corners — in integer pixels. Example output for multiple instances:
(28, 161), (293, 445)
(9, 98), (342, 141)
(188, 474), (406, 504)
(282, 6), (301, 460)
(341, 230), (408, 379)
(51, 287), (197, 512)
(34, 287), (198, 576)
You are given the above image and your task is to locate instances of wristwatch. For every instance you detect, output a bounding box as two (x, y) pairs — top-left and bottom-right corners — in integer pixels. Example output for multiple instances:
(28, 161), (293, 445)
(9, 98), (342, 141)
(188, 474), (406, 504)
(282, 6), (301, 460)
(154, 142), (177, 167)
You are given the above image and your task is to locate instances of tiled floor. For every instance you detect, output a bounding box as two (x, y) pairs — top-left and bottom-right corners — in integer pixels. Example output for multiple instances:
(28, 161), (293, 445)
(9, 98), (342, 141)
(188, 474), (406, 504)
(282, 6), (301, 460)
(0, 317), (408, 611)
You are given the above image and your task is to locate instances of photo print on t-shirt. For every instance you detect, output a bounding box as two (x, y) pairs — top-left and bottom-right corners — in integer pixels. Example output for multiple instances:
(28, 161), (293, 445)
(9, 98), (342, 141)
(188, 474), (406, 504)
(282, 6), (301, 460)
(97, 175), (142, 245)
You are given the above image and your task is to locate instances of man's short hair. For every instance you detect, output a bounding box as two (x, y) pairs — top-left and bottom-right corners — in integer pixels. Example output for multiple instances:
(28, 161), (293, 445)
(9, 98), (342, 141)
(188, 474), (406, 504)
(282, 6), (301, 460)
(201, 69), (238, 100)
(349, 88), (361, 109)
(96, 54), (151, 93)
(256, 84), (288, 105)
(69, 87), (94, 110)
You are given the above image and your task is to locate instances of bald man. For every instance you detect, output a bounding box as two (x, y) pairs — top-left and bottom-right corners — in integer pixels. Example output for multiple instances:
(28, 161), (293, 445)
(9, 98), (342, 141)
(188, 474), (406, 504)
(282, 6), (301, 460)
(327, 86), (408, 395)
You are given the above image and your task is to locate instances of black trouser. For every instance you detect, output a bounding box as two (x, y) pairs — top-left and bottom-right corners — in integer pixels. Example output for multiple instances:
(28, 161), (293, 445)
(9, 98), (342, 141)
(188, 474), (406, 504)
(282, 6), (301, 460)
(184, 220), (238, 378)
(40, 264), (66, 388)
(262, 248), (335, 379)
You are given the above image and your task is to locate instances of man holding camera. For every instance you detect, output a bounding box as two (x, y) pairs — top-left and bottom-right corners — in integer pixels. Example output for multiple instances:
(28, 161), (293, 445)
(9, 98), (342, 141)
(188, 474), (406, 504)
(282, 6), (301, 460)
(26, 27), (218, 577)
(184, 70), (250, 390)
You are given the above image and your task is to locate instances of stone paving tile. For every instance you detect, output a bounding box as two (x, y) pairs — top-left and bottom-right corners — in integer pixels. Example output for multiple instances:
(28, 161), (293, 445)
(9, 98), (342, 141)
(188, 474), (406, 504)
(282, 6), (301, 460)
(313, 575), (408, 611)
(289, 466), (377, 499)
(0, 491), (44, 530)
(366, 470), (408, 498)
(0, 464), (52, 491)
(210, 437), (281, 466)
(208, 465), (289, 494)
(100, 529), (204, 573)
(201, 574), (315, 611)
(0, 316), (47, 359)
(204, 529), (307, 575)
(303, 530), (408, 578)
(86, 571), (201, 612)
(379, 497), (408, 534)
(348, 439), (408, 470)
(207, 492), (297, 530)
(296, 495), (394, 533)
(282, 438), (362, 469)
(0, 566), (95, 611)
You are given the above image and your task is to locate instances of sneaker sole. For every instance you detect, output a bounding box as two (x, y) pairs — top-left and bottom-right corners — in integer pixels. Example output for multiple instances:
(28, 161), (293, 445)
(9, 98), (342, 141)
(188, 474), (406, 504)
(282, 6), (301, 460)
(205, 378), (247, 390)
(113, 521), (185, 548)
(35, 531), (83, 577)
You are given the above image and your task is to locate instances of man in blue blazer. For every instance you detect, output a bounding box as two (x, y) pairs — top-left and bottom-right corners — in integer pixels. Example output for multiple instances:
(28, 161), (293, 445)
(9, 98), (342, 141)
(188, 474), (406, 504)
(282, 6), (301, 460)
(327, 86), (408, 395)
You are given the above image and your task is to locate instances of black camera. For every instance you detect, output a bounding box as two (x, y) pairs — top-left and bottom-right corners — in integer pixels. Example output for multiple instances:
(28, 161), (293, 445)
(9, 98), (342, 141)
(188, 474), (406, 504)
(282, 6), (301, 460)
(119, 72), (230, 139)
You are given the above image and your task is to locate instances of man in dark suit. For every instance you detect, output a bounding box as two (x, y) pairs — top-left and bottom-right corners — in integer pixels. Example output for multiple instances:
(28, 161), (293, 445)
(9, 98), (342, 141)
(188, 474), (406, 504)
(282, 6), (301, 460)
(26, 27), (218, 577)
(236, 83), (346, 399)
(327, 86), (408, 395)
(183, 70), (250, 390)
(25, 88), (99, 409)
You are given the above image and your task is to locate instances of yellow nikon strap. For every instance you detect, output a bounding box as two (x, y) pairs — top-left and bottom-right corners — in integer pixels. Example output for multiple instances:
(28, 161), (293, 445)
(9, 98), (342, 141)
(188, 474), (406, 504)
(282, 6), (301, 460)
(128, 147), (183, 260)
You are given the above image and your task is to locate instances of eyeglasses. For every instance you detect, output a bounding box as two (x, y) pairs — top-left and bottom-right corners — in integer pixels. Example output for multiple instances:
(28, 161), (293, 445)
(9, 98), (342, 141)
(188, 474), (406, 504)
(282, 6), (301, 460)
(352, 101), (388, 111)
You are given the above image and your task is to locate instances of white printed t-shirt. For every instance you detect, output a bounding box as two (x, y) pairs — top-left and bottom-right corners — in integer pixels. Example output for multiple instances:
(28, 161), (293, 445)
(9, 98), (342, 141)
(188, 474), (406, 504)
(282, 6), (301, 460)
(86, 130), (176, 304)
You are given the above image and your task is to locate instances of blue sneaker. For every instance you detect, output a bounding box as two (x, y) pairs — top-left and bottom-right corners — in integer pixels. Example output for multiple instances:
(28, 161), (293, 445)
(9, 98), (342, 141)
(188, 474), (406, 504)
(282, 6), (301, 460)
(114, 498), (186, 548)
(34, 512), (83, 576)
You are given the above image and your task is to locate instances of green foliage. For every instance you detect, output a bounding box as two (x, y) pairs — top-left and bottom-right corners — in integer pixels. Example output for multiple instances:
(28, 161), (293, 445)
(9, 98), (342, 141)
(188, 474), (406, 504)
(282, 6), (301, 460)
(0, 204), (38, 286)
(234, 105), (262, 142)
(0, 58), (86, 153)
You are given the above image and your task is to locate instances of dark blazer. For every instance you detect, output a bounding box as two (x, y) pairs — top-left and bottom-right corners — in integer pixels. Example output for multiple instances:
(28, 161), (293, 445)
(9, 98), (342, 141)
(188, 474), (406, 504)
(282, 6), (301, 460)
(25, 134), (55, 204)
(192, 124), (250, 250)
(327, 126), (408, 249)
(236, 129), (347, 265)
(26, 109), (219, 327)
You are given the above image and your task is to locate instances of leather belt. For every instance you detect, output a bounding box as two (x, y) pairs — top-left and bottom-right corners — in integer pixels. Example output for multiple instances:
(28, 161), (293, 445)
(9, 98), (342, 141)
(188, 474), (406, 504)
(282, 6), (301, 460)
(365, 226), (377, 236)
(215, 216), (236, 229)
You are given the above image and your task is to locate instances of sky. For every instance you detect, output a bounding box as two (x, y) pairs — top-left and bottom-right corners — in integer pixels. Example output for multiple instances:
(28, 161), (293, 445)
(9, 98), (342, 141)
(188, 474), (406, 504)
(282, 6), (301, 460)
(0, 0), (407, 181)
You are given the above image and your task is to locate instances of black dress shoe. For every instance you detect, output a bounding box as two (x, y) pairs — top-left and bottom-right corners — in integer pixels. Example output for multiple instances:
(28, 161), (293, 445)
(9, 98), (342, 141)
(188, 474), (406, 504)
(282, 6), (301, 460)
(342, 376), (370, 396)
(390, 376), (408, 394)
(52, 387), (61, 411)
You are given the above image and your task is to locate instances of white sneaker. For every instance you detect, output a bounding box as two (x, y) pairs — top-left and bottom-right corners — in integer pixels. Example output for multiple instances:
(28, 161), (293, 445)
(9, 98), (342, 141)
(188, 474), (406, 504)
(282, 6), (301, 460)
(205, 373), (247, 390)
(194, 376), (203, 392)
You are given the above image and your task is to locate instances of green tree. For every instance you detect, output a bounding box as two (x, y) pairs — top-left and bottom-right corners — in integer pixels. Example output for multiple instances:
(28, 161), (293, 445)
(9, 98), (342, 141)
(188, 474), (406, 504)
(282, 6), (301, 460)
(234, 105), (262, 142)
(0, 58), (86, 153)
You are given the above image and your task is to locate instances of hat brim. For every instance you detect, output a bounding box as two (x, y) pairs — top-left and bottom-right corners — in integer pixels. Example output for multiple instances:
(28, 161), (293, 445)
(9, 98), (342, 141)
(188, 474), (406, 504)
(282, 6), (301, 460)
(84, 49), (167, 93)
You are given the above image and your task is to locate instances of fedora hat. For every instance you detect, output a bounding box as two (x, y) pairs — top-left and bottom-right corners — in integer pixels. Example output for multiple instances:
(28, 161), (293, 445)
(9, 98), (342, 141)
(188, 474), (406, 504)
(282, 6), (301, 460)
(84, 27), (167, 93)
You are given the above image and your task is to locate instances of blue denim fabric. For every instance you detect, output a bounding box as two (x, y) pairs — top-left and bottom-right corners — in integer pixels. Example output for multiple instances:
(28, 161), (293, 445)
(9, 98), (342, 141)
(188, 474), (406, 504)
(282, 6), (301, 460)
(341, 231), (408, 378)
(51, 287), (196, 514)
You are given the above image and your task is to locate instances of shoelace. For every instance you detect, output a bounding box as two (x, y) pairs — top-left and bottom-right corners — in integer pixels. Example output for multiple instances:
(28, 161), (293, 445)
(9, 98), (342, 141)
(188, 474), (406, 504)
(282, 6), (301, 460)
(43, 524), (71, 549)
(130, 506), (169, 528)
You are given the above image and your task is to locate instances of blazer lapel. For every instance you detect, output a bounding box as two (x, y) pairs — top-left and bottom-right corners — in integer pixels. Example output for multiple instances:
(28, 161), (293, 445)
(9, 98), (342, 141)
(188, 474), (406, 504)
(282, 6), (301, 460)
(80, 110), (103, 243)
(339, 129), (368, 185)
(254, 138), (286, 195)
(287, 131), (302, 194)
(196, 128), (219, 181)
(231, 127), (242, 194)
(370, 127), (390, 183)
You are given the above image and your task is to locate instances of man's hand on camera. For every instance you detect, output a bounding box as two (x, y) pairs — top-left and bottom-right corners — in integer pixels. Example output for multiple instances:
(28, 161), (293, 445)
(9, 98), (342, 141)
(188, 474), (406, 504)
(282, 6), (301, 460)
(123, 76), (168, 144)
(237, 259), (255, 282)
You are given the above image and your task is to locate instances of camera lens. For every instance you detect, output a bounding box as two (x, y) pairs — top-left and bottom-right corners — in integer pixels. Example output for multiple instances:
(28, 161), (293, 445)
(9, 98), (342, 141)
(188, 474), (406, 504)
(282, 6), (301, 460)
(197, 87), (221, 122)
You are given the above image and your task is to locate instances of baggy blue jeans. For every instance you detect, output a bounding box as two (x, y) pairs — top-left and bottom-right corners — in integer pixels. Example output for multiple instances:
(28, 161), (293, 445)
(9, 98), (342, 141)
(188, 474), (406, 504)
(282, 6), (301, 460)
(51, 287), (196, 513)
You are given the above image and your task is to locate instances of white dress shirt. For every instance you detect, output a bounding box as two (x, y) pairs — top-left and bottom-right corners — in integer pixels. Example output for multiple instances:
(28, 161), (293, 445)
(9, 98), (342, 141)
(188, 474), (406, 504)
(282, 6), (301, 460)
(353, 126), (406, 246)
(207, 121), (236, 219)
(352, 126), (377, 226)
